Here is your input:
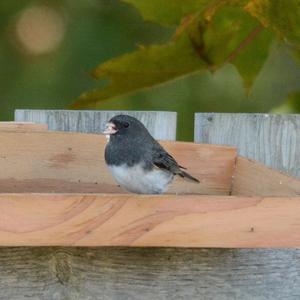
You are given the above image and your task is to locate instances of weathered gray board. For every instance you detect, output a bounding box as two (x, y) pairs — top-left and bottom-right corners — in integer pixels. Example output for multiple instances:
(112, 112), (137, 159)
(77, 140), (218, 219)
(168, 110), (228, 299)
(2, 110), (299, 299)
(195, 113), (300, 177)
(15, 109), (177, 140)
(1, 248), (299, 300)
(194, 113), (300, 299)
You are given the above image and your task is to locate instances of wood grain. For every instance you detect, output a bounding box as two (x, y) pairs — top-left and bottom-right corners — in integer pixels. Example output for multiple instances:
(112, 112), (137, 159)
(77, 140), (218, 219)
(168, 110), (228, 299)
(1, 247), (299, 300)
(195, 113), (300, 177)
(1, 110), (297, 299)
(15, 109), (177, 140)
(194, 112), (300, 300)
(0, 193), (300, 248)
(0, 131), (237, 194)
(0, 122), (48, 131)
(232, 156), (300, 196)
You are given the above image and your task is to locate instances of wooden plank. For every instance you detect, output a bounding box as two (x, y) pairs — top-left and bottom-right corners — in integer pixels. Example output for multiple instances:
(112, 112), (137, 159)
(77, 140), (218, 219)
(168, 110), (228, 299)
(0, 131), (236, 195)
(1, 248), (298, 300)
(0, 193), (300, 248)
(0, 122), (48, 131)
(195, 113), (300, 177)
(232, 156), (300, 196)
(194, 112), (300, 300)
(3, 110), (183, 300)
(15, 109), (177, 140)
(0, 110), (296, 299)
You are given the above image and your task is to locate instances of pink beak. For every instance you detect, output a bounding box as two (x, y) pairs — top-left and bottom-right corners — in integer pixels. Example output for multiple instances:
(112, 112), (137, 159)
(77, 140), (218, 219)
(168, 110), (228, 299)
(103, 122), (118, 135)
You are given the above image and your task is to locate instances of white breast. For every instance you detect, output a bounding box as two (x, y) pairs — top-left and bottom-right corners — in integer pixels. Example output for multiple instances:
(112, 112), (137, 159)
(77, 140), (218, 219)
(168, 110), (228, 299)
(108, 164), (173, 194)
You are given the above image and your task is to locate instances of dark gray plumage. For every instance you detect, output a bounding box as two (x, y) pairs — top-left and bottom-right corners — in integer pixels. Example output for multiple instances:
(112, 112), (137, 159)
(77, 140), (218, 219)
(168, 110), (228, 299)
(104, 115), (199, 194)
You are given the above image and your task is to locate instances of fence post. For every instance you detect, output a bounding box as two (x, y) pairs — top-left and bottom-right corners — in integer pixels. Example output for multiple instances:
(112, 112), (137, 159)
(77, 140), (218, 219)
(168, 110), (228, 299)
(195, 113), (300, 177)
(194, 112), (300, 299)
(15, 109), (177, 141)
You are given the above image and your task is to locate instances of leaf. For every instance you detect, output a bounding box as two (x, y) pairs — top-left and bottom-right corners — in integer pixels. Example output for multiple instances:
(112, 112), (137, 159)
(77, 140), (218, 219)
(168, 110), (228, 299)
(245, 0), (300, 47)
(202, 6), (273, 89)
(232, 28), (273, 89)
(123, 0), (251, 27)
(71, 34), (207, 108)
(72, 3), (277, 107)
(122, 0), (211, 26)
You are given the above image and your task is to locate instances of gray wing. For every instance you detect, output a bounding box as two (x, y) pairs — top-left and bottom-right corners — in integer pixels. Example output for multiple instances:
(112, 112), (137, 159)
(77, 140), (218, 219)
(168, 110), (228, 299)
(152, 143), (199, 183)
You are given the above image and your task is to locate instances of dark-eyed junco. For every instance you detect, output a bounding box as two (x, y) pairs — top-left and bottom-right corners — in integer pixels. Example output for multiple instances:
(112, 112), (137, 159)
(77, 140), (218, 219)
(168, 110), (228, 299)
(103, 115), (199, 194)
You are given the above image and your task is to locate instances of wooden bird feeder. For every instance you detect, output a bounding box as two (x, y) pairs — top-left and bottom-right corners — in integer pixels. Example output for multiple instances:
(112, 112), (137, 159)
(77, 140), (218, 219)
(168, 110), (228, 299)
(0, 121), (300, 248)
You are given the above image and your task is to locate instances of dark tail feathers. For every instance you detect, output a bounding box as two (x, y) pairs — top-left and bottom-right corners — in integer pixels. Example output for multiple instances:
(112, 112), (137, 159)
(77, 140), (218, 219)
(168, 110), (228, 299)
(179, 170), (200, 183)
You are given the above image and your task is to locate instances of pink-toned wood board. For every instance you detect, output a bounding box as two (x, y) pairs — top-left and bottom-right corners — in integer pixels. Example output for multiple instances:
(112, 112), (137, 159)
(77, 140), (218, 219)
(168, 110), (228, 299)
(232, 156), (300, 196)
(0, 131), (237, 195)
(0, 193), (299, 248)
(0, 130), (300, 248)
(0, 122), (48, 131)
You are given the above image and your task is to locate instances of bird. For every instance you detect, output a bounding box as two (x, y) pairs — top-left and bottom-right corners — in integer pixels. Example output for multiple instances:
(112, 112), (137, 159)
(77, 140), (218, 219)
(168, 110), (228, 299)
(103, 114), (199, 194)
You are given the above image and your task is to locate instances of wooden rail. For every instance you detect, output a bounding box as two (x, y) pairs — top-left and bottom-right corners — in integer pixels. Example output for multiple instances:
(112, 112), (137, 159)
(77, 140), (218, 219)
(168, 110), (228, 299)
(0, 131), (236, 195)
(232, 156), (300, 196)
(15, 110), (177, 140)
(0, 122), (48, 131)
(2, 111), (299, 300)
(0, 127), (299, 247)
(0, 193), (299, 247)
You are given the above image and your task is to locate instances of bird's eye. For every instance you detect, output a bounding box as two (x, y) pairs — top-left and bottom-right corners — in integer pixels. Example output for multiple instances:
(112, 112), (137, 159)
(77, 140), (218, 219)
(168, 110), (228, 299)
(123, 122), (129, 128)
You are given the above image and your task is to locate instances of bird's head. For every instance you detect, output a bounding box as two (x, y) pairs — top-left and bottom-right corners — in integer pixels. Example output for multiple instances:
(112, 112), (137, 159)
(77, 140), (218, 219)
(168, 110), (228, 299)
(103, 115), (149, 141)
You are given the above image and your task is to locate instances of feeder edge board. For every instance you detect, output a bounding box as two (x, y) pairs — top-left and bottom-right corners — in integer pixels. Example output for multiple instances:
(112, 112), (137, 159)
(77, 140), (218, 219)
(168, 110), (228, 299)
(0, 193), (299, 248)
(232, 157), (300, 196)
(0, 122), (48, 131)
(0, 131), (236, 195)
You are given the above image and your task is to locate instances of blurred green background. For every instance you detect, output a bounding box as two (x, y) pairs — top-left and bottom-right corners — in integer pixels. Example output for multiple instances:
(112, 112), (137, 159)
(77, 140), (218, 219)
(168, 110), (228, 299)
(1, 0), (300, 140)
